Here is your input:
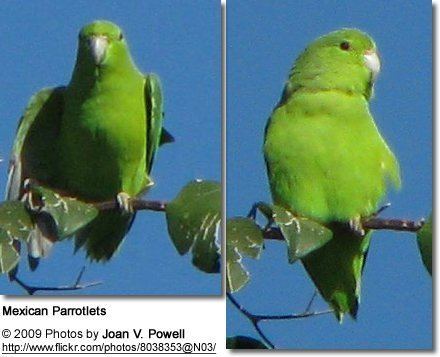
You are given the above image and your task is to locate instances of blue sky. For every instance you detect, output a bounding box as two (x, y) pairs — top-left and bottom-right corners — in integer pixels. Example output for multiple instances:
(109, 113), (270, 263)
(0, 0), (220, 295)
(227, 0), (432, 350)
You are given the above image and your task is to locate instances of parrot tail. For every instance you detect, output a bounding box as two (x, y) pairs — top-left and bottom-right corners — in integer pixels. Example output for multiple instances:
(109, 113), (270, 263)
(8, 240), (21, 281)
(301, 225), (371, 322)
(26, 212), (58, 271)
(75, 210), (135, 262)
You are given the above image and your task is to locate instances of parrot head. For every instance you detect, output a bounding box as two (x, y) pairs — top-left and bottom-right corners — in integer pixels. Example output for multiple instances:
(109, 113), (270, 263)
(77, 20), (132, 69)
(285, 29), (380, 100)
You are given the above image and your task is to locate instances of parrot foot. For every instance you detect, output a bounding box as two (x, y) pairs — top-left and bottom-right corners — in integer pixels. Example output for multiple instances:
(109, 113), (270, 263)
(348, 218), (365, 238)
(21, 178), (40, 211)
(116, 192), (134, 214)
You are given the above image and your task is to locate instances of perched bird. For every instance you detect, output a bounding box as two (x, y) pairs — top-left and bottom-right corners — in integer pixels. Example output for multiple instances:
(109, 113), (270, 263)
(264, 29), (400, 321)
(6, 20), (172, 270)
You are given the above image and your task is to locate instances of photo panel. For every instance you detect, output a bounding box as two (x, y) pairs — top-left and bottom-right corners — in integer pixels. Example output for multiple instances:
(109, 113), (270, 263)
(0, 0), (221, 296)
(226, 0), (432, 349)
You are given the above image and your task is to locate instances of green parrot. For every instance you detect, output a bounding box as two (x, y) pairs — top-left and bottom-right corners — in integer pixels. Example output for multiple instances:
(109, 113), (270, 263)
(263, 29), (400, 321)
(6, 20), (172, 270)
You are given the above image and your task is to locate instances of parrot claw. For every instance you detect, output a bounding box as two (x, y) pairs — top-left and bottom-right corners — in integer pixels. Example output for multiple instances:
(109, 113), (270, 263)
(116, 192), (134, 214)
(23, 178), (33, 191)
(348, 218), (365, 238)
(373, 202), (391, 217)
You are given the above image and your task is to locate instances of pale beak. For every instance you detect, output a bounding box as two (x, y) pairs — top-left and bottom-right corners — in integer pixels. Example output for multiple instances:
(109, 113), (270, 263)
(88, 36), (108, 65)
(363, 50), (381, 81)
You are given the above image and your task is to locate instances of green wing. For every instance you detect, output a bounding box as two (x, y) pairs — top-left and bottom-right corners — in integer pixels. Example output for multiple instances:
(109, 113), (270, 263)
(6, 87), (65, 274)
(6, 87), (64, 201)
(144, 74), (173, 176)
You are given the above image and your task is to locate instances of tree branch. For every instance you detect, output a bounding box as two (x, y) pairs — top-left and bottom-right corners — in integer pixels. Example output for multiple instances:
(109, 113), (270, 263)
(362, 217), (424, 231)
(11, 267), (102, 295)
(264, 216), (425, 241)
(227, 293), (333, 349)
(95, 199), (167, 212)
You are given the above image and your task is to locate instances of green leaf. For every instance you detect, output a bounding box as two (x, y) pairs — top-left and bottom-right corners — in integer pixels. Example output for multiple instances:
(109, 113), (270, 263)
(226, 217), (264, 293)
(166, 180), (221, 273)
(226, 245), (249, 293)
(228, 217), (264, 258)
(31, 185), (99, 239)
(0, 201), (33, 242)
(226, 336), (268, 349)
(417, 214), (432, 275)
(272, 205), (333, 263)
(0, 229), (20, 274)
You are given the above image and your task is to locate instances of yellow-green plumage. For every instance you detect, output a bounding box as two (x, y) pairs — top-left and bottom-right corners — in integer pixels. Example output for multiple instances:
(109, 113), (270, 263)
(59, 22), (149, 260)
(7, 20), (170, 266)
(264, 29), (400, 320)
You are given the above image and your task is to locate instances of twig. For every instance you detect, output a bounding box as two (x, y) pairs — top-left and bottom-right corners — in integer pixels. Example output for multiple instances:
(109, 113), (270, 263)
(11, 266), (102, 295)
(304, 291), (318, 313)
(373, 203), (392, 216)
(227, 293), (274, 349)
(95, 199), (167, 212)
(227, 293), (333, 349)
(249, 202), (425, 241)
(263, 216), (425, 241)
(362, 217), (424, 232)
(263, 227), (285, 241)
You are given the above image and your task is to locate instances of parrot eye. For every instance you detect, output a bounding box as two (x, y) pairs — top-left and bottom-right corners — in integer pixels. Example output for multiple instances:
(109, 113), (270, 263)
(340, 41), (351, 51)
(118, 32), (124, 40)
